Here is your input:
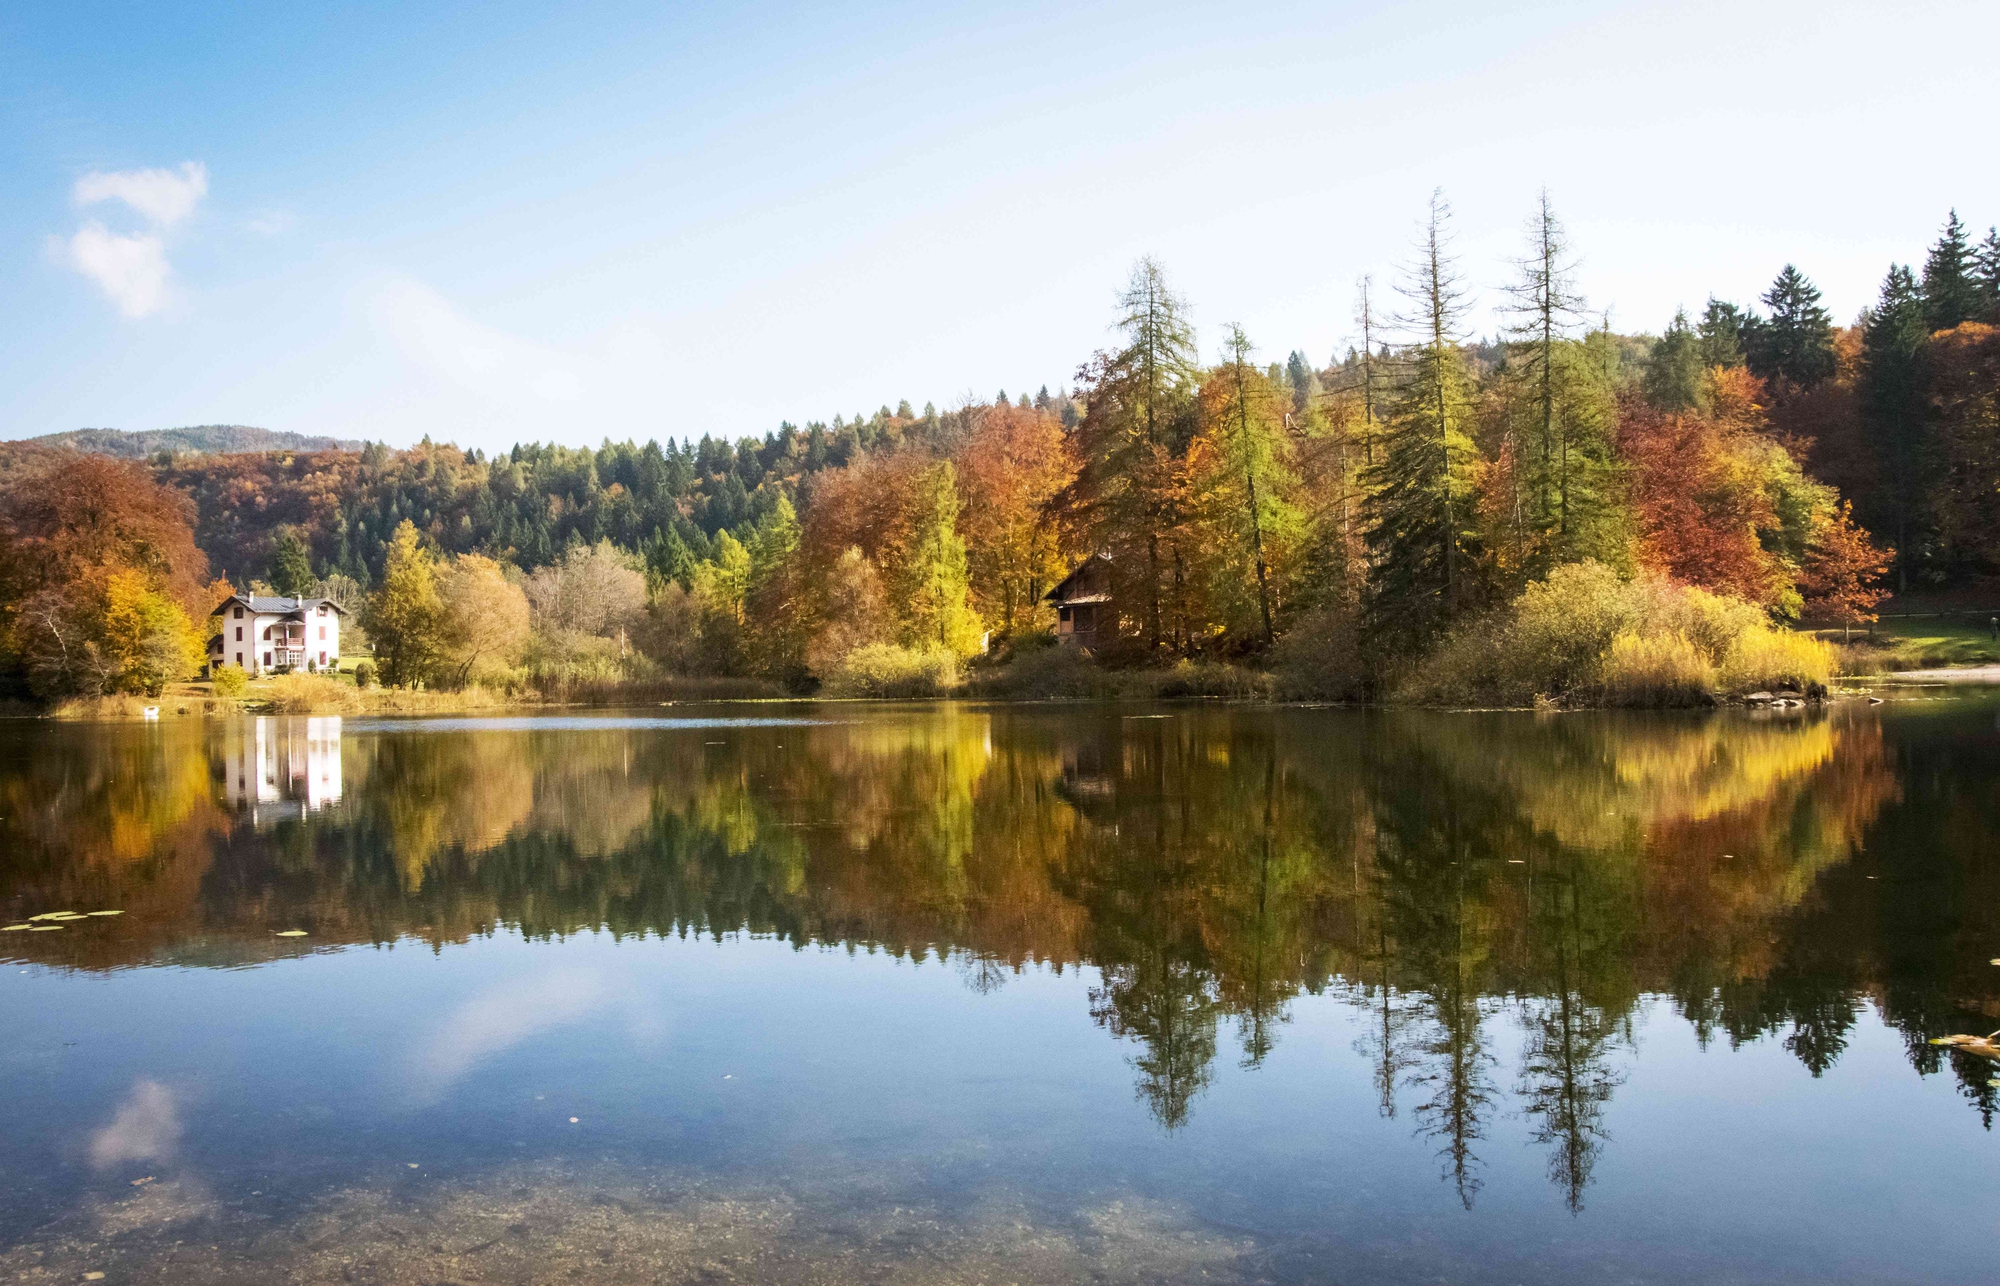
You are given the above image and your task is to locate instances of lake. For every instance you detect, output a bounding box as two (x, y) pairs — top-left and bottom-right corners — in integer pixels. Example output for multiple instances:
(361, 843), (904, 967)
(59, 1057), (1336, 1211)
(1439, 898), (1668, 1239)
(0, 700), (1994, 1284)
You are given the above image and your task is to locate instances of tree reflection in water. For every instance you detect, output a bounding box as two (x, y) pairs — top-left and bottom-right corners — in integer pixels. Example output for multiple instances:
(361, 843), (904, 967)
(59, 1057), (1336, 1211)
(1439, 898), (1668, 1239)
(2, 701), (1995, 1210)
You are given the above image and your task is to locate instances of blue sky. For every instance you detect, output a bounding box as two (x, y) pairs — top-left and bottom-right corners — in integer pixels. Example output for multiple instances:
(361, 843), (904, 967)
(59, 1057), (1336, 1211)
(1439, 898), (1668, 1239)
(3, 0), (1994, 454)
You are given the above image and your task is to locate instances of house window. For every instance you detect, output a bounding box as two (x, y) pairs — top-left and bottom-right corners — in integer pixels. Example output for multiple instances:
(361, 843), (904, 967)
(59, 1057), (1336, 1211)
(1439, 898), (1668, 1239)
(235, 627), (242, 641)
(262, 625), (271, 640)
(235, 653), (242, 666)
(233, 606), (243, 619)
(318, 625), (326, 640)
(319, 651), (327, 666)
(263, 652), (272, 668)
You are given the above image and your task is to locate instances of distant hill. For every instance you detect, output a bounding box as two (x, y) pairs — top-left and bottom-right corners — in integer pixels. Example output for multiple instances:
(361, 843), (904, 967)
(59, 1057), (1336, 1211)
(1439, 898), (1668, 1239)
(20, 425), (364, 457)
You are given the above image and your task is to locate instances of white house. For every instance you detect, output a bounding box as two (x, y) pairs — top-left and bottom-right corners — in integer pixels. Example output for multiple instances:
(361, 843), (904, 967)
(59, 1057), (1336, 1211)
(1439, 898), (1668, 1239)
(210, 593), (348, 675)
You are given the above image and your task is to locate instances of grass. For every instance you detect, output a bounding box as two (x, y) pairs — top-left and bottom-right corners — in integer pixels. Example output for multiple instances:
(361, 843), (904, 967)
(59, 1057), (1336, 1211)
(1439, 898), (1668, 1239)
(1822, 615), (2000, 674)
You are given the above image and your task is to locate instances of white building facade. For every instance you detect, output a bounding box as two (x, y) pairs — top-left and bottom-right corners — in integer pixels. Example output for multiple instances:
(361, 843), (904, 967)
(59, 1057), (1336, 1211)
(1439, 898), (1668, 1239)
(210, 594), (348, 675)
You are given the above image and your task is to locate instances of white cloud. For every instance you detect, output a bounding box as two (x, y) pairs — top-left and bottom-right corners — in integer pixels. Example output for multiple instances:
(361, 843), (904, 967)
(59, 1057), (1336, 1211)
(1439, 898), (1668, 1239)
(69, 222), (172, 318)
(73, 161), (208, 228)
(88, 1079), (182, 1170)
(63, 160), (208, 318)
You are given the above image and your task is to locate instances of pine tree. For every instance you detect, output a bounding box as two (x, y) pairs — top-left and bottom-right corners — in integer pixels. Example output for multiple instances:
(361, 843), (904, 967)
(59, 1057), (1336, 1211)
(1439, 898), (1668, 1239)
(1696, 299), (1746, 369)
(1363, 191), (1483, 652)
(1746, 266), (1835, 390)
(1643, 310), (1705, 412)
(1858, 264), (1932, 591)
(1921, 210), (1981, 332)
(1973, 227), (2000, 324)
(271, 531), (316, 598)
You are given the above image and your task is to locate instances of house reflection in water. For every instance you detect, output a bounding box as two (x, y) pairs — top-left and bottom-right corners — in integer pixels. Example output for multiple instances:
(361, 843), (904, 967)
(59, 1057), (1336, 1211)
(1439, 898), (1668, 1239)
(220, 717), (344, 822)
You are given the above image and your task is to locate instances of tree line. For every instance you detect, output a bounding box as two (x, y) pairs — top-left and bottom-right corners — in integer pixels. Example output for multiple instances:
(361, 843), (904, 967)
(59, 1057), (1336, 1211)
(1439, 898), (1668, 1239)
(3, 194), (1996, 698)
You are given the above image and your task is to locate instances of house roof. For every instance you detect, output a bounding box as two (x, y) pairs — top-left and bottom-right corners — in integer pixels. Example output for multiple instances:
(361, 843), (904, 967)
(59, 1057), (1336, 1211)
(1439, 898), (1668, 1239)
(1044, 553), (1112, 603)
(213, 593), (350, 618)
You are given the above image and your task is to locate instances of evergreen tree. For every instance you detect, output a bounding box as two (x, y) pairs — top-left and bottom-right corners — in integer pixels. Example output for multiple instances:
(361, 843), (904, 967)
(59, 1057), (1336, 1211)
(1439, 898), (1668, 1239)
(1859, 264), (1933, 591)
(1643, 309), (1705, 412)
(1745, 265), (1835, 390)
(1364, 191), (1483, 652)
(1696, 298), (1746, 369)
(270, 530), (316, 598)
(1212, 325), (1294, 644)
(1973, 227), (2000, 324)
(1921, 210), (1981, 332)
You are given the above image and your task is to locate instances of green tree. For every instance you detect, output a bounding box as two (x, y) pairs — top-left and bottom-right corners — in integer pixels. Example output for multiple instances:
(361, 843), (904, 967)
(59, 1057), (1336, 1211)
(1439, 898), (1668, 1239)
(271, 530), (316, 599)
(896, 462), (982, 654)
(1858, 264), (1932, 591)
(364, 520), (447, 687)
(1921, 210), (1981, 332)
(1696, 298), (1747, 369)
(1209, 325), (1297, 645)
(1067, 257), (1201, 653)
(1975, 227), (2000, 323)
(1363, 191), (1484, 653)
(1643, 309), (1705, 412)
(1745, 265), (1835, 391)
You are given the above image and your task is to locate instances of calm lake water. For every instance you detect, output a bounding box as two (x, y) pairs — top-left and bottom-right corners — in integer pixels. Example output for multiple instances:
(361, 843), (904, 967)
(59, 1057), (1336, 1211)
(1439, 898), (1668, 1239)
(1, 700), (1995, 1284)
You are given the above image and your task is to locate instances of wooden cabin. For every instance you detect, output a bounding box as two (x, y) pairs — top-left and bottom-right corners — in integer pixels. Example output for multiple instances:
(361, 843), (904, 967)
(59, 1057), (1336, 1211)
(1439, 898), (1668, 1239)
(1045, 553), (1117, 649)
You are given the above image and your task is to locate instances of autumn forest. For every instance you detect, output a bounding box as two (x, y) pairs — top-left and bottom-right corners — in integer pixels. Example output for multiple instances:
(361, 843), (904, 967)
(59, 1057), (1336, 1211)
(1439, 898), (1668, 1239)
(4, 195), (1999, 704)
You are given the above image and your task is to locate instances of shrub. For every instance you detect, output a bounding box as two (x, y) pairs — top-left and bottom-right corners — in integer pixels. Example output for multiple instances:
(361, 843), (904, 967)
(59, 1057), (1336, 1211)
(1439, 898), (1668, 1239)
(967, 644), (1129, 700)
(820, 643), (959, 698)
(1153, 659), (1268, 699)
(265, 673), (363, 714)
(1718, 626), (1833, 694)
(211, 664), (249, 697)
(1503, 561), (1638, 696)
(353, 660), (377, 689)
(1599, 631), (1715, 706)
(1270, 606), (1369, 701)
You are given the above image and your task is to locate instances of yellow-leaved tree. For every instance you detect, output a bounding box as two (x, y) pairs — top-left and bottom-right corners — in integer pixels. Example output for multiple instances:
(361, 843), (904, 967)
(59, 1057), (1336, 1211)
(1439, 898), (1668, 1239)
(98, 570), (206, 695)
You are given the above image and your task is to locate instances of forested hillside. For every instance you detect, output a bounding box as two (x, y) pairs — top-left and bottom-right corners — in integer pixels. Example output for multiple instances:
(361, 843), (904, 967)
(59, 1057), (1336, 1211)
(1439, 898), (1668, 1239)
(26, 424), (363, 458)
(2, 195), (1997, 704)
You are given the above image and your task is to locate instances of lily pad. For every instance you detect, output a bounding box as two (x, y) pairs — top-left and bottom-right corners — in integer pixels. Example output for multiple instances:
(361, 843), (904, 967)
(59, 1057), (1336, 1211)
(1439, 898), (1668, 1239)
(2, 925), (29, 932)
(274, 930), (308, 937)
(27, 912), (74, 921)
(28, 924), (62, 931)
(87, 910), (123, 917)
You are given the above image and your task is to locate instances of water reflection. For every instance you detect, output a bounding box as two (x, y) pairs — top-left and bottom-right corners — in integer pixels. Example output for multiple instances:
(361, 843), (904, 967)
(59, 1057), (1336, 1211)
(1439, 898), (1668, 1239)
(1, 702), (1996, 1217)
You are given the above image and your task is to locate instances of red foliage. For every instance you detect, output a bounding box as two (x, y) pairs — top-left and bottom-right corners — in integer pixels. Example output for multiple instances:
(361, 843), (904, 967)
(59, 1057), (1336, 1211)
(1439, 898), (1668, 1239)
(1616, 388), (1784, 605)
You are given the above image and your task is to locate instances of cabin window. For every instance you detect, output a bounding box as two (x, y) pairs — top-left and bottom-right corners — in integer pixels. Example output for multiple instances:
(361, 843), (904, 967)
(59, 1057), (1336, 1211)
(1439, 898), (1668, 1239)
(1059, 606), (1071, 623)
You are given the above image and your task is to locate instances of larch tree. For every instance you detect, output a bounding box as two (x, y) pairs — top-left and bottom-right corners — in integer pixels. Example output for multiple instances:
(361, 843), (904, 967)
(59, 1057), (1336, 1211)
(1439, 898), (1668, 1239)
(364, 520), (448, 687)
(897, 461), (983, 655)
(1201, 325), (1297, 645)
(1363, 190), (1484, 653)
(1065, 257), (1201, 654)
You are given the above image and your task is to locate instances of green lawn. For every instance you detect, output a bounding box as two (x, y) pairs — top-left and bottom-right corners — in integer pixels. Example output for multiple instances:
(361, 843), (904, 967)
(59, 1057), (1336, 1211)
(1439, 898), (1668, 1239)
(1817, 615), (2000, 671)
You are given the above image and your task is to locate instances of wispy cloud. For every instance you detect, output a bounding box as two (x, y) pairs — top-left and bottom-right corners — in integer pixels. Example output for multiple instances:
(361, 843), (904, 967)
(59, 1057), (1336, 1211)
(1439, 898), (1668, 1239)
(73, 161), (208, 227)
(246, 208), (295, 237)
(370, 276), (648, 408)
(64, 161), (208, 318)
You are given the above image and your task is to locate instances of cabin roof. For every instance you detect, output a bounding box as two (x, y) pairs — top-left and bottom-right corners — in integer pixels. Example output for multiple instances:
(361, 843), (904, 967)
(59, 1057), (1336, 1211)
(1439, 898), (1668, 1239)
(1043, 553), (1112, 603)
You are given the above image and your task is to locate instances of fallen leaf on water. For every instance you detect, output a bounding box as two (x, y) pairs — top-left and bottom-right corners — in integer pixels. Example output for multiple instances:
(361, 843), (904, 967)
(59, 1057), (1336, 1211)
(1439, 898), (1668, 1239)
(1990, 959), (2000, 966)
(29, 925), (62, 931)
(88, 911), (123, 917)
(84, 1274), (105, 1282)
(407, 1163), (419, 1169)
(2, 925), (29, 932)
(274, 930), (308, 937)
(569, 1117), (579, 1123)
(27, 912), (73, 921)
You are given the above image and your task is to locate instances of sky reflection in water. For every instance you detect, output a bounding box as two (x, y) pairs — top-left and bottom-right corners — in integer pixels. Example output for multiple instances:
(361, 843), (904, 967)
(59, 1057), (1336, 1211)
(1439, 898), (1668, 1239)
(0, 701), (1994, 1284)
